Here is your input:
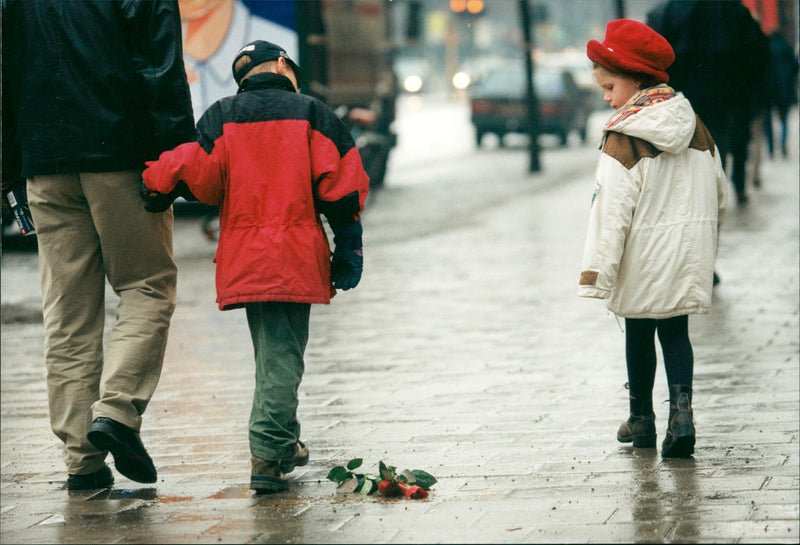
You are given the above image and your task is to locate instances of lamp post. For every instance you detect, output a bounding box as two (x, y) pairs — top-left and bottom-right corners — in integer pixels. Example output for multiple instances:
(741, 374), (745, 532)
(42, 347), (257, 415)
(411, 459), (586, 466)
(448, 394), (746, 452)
(519, 0), (540, 173)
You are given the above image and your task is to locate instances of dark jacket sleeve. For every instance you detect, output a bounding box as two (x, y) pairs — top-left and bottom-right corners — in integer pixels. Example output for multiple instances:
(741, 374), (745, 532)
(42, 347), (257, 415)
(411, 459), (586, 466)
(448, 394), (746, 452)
(310, 100), (370, 226)
(121, 0), (195, 156)
(1, 0), (24, 191)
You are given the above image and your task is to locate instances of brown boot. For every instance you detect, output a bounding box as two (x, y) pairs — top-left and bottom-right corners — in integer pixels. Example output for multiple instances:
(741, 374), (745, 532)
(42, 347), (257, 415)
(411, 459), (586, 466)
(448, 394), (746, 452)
(662, 384), (695, 458)
(250, 456), (288, 494)
(617, 392), (656, 448)
(280, 440), (309, 473)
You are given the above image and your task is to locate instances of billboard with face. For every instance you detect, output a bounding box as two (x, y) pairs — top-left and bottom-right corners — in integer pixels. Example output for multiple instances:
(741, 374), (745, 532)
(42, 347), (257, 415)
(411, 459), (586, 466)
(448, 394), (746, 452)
(179, 0), (299, 118)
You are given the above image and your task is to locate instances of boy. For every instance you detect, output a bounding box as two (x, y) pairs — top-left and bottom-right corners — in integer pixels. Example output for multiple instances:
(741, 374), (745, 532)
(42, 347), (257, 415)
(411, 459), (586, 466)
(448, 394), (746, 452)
(143, 40), (370, 492)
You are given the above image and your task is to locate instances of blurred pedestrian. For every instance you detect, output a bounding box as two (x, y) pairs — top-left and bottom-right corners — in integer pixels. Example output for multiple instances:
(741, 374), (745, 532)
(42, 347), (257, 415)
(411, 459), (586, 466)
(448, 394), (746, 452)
(579, 20), (729, 458)
(647, 0), (770, 206)
(748, 32), (774, 189)
(1, 0), (195, 489)
(142, 41), (370, 493)
(765, 31), (799, 159)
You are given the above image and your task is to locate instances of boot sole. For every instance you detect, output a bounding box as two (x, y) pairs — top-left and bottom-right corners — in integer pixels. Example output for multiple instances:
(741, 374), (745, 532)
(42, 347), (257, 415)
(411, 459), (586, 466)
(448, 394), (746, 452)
(250, 474), (289, 494)
(632, 434), (657, 448)
(662, 434), (695, 457)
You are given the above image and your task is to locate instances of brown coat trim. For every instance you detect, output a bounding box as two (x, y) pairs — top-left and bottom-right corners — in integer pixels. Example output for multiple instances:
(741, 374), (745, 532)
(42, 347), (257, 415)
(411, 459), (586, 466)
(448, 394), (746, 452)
(580, 270), (599, 286)
(690, 115), (716, 156)
(603, 131), (661, 170)
(604, 115), (717, 170)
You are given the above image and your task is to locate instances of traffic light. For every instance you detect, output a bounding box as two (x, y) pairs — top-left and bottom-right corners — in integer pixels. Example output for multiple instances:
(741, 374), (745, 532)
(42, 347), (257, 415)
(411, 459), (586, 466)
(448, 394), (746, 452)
(450, 0), (485, 15)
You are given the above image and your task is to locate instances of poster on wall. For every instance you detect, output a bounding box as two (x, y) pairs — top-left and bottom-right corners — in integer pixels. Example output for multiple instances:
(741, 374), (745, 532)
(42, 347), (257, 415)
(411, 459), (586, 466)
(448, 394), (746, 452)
(179, 0), (299, 118)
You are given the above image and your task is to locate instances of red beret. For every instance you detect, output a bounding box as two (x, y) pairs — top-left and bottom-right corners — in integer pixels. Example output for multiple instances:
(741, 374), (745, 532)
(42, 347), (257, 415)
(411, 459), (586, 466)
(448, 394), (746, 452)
(587, 19), (675, 84)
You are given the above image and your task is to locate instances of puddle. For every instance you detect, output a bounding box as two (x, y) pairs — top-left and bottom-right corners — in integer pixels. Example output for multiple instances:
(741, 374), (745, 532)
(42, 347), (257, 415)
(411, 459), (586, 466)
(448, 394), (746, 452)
(86, 488), (158, 501)
(206, 486), (252, 499)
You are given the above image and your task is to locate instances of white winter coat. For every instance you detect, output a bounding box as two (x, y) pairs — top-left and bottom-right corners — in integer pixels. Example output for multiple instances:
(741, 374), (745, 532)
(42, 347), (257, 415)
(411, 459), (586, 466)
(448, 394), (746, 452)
(579, 92), (729, 319)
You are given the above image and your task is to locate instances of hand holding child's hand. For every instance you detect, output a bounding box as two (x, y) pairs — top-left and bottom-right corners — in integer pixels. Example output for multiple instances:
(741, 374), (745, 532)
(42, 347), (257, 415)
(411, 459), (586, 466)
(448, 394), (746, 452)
(140, 180), (177, 213)
(141, 160), (196, 213)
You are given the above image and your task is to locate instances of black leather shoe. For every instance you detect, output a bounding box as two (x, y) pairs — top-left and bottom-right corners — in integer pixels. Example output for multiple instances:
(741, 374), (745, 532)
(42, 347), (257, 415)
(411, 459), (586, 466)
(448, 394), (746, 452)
(87, 417), (157, 483)
(67, 464), (114, 491)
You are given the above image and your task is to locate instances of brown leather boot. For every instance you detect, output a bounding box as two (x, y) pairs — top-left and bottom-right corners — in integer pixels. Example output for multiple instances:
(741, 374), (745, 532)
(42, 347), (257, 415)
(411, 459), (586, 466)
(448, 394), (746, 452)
(617, 392), (656, 448)
(280, 440), (309, 473)
(662, 384), (695, 458)
(250, 456), (288, 494)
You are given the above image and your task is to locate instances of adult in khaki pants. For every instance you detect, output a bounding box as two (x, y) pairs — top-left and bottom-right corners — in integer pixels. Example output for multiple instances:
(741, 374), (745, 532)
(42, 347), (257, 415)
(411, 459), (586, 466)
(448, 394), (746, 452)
(2, 0), (194, 490)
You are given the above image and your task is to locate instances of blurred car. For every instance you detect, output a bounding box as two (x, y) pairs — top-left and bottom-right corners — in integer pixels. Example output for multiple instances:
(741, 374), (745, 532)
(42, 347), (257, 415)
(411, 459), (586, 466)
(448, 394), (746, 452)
(451, 55), (514, 91)
(469, 61), (594, 147)
(538, 51), (606, 111)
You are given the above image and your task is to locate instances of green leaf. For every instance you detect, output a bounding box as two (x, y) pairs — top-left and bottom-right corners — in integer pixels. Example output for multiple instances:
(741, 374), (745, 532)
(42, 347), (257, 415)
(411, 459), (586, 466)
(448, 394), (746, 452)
(379, 461), (395, 481)
(336, 477), (358, 494)
(354, 474), (365, 493)
(411, 470), (437, 490)
(398, 469), (416, 484)
(326, 466), (350, 483)
(346, 458), (363, 471)
(360, 478), (377, 495)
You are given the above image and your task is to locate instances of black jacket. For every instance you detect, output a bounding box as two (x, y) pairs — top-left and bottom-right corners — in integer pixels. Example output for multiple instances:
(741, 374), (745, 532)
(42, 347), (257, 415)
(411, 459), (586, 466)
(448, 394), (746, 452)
(2, 0), (195, 181)
(646, 0), (769, 119)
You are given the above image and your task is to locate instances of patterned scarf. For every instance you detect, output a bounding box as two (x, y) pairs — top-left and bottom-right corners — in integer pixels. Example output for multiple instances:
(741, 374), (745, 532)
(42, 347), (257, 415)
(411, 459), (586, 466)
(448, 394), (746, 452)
(604, 84), (677, 130)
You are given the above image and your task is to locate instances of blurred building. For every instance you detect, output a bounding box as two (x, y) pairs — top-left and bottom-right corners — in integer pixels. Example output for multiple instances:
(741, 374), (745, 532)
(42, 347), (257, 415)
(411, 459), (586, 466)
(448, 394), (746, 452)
(387, 0), (798, 94)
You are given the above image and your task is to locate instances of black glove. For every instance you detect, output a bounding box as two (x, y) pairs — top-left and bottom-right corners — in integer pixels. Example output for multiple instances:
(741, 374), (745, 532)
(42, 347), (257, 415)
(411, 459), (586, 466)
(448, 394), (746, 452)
(140, 180), (195, 213)
(330, 221), (363, 290)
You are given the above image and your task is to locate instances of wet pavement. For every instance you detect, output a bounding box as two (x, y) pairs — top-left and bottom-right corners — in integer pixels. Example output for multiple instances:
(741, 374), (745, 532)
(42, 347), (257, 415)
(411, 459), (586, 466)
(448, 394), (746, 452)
(1, 100), (798, 543)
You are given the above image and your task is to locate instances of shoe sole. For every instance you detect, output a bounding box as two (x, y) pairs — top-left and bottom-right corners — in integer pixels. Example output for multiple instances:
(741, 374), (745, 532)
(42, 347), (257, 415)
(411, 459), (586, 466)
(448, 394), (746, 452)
(87, 422), (157, 484)
(67, 467), (115, 491)
(662, 434), (695, 458)
(618, 434), (657, 448)
(632, 434), (657, 448)
(250, 474), (289, 494)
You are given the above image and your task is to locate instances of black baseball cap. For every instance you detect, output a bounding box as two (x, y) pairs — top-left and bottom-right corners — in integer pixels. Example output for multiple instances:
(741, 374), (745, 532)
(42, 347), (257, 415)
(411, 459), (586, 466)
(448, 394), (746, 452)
(232, 40), (309, 86)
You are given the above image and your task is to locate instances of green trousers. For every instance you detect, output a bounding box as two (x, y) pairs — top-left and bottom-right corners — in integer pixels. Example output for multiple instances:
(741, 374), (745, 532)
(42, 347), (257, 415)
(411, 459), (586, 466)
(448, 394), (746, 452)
(245, 302), (310, 461)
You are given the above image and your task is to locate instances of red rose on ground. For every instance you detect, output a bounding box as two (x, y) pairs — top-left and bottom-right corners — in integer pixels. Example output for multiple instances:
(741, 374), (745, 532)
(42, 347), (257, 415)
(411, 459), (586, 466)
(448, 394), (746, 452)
(378, 480), (402, 497)
(397, 482), (428, 499)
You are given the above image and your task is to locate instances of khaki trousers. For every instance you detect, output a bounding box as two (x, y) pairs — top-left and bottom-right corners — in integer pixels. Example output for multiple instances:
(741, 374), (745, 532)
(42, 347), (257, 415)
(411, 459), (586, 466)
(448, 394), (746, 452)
(27, 172), (177, 474)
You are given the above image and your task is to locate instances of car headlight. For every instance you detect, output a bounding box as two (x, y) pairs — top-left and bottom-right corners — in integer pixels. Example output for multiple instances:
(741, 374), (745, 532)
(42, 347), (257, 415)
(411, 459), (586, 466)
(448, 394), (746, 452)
(452, 71), (471, 90)
(403, 75), (423, 93)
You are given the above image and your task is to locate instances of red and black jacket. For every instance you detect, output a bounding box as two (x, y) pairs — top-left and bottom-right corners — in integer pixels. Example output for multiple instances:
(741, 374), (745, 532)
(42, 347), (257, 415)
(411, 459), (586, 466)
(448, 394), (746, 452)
(144, 72), (370, 309)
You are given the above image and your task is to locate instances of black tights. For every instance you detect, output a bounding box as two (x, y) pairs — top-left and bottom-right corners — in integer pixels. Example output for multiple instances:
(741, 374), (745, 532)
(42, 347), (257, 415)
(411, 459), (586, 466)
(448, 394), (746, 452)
(625, 315), (693, 400)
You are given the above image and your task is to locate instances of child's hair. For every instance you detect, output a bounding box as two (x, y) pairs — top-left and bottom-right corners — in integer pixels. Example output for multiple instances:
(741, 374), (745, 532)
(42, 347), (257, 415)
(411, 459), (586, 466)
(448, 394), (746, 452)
(233, 56), (294, 84)
(591, 61), (659, 88)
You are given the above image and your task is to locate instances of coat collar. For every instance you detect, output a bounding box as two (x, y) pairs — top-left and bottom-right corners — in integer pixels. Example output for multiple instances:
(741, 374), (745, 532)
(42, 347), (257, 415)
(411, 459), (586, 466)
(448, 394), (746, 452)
(238, 72), (297, 94)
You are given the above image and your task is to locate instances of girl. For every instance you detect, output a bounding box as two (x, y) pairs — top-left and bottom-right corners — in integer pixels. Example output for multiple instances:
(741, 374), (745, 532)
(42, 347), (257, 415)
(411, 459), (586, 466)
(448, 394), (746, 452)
(579, 20), (728, 458)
